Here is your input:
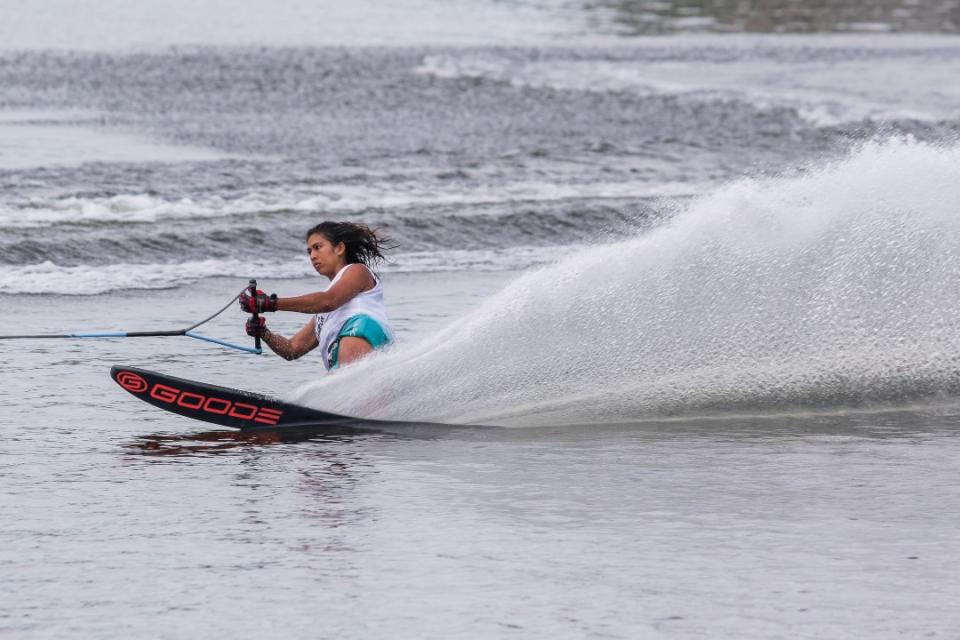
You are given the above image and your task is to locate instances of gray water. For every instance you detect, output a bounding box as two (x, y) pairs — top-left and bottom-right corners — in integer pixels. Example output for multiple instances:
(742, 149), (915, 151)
(3, 1), (960, 638)
(6, 277), (960, 639)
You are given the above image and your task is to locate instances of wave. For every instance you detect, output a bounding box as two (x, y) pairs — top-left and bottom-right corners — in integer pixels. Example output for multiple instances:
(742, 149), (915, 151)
(417, 45), (960, 127)
(0, 198), (649, 270)
(0, 180), (698, 230)
(289, 138), (960, 425)
(0, 245), (574, 295)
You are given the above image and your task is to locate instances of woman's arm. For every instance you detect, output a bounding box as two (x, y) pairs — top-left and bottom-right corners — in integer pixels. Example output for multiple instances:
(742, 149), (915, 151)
(262, 319), (319, 360)
(276, 264), (376, 314)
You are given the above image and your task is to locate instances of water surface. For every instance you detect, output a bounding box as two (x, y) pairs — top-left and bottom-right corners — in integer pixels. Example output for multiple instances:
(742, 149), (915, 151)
(2, 2), (960, 638)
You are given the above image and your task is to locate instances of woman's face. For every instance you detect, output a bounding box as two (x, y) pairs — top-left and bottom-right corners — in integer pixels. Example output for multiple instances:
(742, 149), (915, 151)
(306, 233), (346, 279)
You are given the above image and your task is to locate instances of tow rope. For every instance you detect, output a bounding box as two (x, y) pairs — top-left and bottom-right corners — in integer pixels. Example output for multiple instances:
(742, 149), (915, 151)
(0, 280), (263, 354)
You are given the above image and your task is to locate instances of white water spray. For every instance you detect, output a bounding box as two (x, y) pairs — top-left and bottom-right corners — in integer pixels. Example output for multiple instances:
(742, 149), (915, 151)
(291, 139), (960, 425)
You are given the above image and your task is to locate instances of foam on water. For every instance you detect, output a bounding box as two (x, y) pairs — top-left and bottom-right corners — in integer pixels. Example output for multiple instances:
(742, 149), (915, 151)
(291, 138), (960, 425)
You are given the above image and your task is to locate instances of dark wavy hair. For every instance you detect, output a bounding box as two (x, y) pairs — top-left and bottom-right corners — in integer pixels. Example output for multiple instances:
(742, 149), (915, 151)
(305, 221), (393, 268)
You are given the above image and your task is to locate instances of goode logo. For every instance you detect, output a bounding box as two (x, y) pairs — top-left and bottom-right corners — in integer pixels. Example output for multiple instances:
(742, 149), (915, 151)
(116, 370), (282, 425)
(116, 371), (148, 393)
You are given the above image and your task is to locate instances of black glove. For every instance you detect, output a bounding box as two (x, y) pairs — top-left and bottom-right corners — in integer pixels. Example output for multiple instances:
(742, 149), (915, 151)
(245, 317), (268, 338)
(239, 289), (278, 313)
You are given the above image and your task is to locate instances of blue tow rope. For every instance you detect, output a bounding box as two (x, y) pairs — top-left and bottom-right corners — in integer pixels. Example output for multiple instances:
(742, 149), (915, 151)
(0, 285), (263, 355)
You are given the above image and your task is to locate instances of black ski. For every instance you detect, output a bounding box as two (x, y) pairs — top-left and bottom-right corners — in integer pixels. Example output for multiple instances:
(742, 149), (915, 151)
(111, 365), (392, 431)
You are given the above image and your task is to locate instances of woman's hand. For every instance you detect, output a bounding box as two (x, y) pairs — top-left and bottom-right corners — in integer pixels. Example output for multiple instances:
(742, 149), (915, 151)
(245, 317), (268, 338)
(239, 289), (278, 313)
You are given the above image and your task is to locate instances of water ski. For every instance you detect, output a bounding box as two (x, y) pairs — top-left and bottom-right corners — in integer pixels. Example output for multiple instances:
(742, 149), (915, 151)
(110, 365), (422, 433)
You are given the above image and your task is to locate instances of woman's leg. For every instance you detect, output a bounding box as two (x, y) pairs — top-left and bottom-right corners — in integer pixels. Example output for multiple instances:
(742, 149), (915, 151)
(335, 336), (374, 366)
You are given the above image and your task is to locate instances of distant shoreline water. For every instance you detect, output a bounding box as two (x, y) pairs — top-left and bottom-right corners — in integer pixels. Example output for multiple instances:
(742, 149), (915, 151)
(0, 0), (959, 54)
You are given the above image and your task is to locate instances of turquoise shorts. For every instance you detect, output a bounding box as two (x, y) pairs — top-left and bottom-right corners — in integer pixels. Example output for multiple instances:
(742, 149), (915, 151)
(329, 314), (391, 369)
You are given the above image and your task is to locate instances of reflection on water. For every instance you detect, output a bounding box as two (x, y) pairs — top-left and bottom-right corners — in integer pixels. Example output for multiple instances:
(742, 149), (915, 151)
(122, 404), (960, 457)
(125, 427), (368, 456)
(124, 421), (463, 457)
(591, 0), (960, 33)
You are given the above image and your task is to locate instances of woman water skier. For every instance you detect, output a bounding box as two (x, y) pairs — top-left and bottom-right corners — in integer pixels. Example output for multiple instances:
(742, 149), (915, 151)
(239, 221), (394, 370)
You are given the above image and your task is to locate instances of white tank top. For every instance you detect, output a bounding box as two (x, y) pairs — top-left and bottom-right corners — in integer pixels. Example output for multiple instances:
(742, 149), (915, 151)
(313, 263), (392, 370)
